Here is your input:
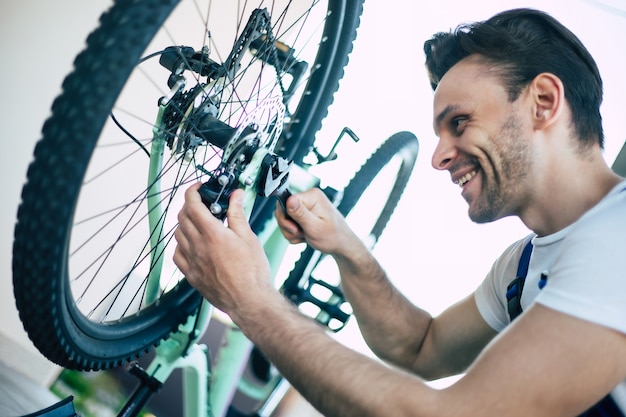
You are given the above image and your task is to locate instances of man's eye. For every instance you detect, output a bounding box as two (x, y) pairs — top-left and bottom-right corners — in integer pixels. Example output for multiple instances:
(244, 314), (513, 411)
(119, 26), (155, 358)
(451, 117), (467, 132)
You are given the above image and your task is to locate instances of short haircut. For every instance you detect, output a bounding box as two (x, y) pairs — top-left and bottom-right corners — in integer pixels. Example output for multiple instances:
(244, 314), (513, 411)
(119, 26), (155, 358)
(424, 8), (604, 147)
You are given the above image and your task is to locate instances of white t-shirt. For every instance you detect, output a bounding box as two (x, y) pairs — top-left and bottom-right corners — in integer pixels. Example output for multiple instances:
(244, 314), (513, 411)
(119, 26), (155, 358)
(475, 179), (626, 409)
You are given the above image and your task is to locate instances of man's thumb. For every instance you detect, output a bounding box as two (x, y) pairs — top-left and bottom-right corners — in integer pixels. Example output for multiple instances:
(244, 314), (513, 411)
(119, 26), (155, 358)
(226, 189), (249, 232)
(286, 194), (316, 228)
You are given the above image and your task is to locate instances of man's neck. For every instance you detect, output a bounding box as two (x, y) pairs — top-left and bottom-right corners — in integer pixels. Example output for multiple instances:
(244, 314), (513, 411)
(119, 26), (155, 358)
(521, 153), (623, 237)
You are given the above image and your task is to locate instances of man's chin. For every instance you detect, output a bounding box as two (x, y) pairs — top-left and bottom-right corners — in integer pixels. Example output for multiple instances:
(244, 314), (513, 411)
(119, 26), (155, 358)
(467, 203), (500, 224)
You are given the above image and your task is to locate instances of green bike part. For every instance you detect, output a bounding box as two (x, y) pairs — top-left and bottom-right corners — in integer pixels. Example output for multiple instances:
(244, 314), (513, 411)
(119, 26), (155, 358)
(146, 106), (167, 304)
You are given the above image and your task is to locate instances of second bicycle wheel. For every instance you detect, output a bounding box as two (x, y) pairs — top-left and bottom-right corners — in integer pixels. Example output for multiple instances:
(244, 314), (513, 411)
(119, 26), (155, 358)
(282, 131), (419, 331)
(13, 0), (363, 371)
(230, 131), (419, 415)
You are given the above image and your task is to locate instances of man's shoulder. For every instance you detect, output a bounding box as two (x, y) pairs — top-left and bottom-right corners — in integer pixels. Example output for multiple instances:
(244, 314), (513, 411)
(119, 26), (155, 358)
(572, 179), (626, 239)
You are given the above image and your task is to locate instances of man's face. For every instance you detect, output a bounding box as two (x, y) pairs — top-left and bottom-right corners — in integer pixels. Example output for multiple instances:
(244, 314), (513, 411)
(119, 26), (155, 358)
(431, 56), (534, 223)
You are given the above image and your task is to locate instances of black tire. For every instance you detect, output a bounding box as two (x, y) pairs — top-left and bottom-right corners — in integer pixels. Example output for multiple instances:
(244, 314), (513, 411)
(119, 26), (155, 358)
(282, 131), (419, 330)
(13, 0), (363, 371)
(338, 131), (419, 237)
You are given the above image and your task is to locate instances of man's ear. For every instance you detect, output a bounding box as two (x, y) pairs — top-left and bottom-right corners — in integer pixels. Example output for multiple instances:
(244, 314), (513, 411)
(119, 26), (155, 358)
(529, 72), (565, 131)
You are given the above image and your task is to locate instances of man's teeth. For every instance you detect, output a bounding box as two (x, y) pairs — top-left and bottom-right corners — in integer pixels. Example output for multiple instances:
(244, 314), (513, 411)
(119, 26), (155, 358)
(456, 171), (477, 187)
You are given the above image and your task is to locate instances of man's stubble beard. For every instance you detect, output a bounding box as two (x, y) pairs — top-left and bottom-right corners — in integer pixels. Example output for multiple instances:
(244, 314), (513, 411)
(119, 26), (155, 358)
(469, 114), (533, 224)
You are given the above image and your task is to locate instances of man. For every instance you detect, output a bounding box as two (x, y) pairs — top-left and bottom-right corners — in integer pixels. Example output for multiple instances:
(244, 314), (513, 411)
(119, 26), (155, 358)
(174, 8), (626, 416)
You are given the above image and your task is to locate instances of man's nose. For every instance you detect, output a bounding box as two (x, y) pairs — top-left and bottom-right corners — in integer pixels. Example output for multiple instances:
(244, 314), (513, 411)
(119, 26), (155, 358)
(431, 135), (458, 171)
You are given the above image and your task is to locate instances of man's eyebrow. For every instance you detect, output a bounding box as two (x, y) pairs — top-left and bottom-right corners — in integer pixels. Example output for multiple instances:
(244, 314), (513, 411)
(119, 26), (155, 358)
(433, 104), (459, 134)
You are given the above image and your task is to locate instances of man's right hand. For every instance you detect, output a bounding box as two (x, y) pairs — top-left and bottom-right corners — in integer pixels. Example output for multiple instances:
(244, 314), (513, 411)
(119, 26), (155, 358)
(275, 188), (359, 257)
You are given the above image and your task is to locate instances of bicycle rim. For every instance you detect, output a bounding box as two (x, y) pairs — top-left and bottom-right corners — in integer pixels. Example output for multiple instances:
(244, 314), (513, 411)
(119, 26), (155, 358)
(13, 0), (363, 371)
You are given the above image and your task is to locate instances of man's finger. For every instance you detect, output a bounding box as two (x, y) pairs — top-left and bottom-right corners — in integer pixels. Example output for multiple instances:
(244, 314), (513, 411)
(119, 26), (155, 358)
(172, 245), (189, 277)
(226, 189), (251, 236)
(285, 194), (314, 225)
(275, 200), (302, 235)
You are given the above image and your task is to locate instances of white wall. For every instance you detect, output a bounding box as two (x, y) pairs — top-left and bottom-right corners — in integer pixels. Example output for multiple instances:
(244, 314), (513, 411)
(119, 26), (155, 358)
(1, 0), (112, 383)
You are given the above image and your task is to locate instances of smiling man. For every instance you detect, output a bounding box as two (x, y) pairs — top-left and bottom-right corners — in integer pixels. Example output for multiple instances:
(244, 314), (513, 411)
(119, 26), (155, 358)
(174, 8), (626, 417)
(432, 59), (535, 225)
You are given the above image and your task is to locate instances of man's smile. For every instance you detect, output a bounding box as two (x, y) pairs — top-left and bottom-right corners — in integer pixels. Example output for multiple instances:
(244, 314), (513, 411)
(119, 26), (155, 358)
(454, 169), (478, 188)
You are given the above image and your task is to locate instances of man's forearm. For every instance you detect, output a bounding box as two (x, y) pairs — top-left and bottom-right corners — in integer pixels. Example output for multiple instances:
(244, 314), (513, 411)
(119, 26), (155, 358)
(330, 240), (433, 370)
(232, 291), (441, 417)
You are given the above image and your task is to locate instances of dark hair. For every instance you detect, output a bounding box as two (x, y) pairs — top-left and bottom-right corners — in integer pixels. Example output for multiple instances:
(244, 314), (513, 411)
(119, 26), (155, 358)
(424, 8), (604, 147)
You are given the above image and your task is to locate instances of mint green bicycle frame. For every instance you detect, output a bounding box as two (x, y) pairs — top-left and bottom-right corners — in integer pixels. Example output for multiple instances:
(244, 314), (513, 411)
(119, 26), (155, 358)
(143, 102), (320, 417)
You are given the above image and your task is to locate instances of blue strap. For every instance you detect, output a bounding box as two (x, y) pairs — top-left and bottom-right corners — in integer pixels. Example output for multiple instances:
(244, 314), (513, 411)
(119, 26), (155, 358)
(506, 239), (533, 322)
(579, 394), (625, 417)
(516, 239), (533, 278)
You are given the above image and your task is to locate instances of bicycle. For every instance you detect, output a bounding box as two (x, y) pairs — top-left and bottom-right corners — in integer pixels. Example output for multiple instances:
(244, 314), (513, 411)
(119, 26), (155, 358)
(12, 0), (419, 416)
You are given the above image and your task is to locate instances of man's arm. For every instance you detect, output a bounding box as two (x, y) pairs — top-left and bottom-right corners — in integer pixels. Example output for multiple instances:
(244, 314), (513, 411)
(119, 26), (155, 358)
(238, 296), (626, 417)
(174, 187), (626, 416)
(276, 188), (497, 379)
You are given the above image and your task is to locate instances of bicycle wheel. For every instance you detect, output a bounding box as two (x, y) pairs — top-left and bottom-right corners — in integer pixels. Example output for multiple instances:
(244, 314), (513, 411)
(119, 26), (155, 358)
(13, 0), (363, 371)
(231, 131), (418, 416)
(282, 131), (419, 331)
